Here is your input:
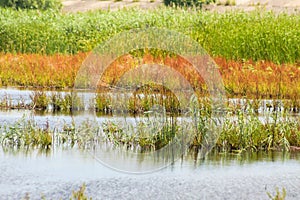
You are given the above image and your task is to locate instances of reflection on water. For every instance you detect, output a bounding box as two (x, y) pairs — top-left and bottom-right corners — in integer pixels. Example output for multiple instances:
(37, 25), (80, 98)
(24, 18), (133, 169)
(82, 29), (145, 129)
(1, 146), (300, 175)
(0, 147), (300, 199)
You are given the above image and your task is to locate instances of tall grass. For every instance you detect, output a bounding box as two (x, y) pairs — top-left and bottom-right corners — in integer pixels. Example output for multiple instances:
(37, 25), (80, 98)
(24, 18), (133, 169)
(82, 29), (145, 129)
(1, 108), (300, 153)
(0, 8), (299, 63)
(0, 117), (101, 150)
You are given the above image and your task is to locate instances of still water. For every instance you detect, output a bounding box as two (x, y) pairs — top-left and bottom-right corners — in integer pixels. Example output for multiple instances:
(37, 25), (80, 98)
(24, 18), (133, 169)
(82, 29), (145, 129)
(0, 148), (300, 199)
(0, 88), (300, 199)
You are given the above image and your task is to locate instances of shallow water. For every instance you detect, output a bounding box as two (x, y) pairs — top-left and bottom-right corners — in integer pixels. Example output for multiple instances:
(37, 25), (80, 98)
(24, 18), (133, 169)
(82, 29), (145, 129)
(0, 149), (299, 199)
(1, 88), (300, 199)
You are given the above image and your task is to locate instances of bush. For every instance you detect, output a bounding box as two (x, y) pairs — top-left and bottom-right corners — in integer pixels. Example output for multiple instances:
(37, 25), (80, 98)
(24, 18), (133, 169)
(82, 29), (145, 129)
(0, 0), (62, 10)
(163, 0), (215, 8)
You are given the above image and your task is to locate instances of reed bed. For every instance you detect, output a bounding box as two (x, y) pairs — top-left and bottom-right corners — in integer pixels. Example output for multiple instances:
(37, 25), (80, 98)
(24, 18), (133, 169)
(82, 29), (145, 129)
(0, 117), (101, 151)
(0, 8), (299, 64)
(0, 118), (52, 150)
(1, 89), (299, 115)
(0, 91), (84, 112)
(1, 110), (300, 153)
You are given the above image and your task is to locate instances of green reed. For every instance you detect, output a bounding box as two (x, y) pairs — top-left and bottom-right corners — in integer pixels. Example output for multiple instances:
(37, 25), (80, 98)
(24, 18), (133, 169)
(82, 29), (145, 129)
(1, 104), (300, 153)
(0, 117), (52, 150)
(0, 8), (299, 64)
(0, 91), (84, 112)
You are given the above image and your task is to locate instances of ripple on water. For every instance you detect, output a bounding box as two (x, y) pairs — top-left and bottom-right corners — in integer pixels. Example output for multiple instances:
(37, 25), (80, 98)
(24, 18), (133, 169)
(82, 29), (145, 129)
(0, 148), (300, 199)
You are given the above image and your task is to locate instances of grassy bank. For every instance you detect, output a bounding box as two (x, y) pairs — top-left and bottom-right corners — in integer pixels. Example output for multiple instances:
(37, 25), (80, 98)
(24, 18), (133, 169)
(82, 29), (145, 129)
(0, 7), (299, 63)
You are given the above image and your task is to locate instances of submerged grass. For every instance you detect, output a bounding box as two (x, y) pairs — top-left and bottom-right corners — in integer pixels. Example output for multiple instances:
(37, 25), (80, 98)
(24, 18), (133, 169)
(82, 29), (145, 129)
(1, 107), (300, 154)
(0, 118), (52, 150)
(0, 117), (101, 151)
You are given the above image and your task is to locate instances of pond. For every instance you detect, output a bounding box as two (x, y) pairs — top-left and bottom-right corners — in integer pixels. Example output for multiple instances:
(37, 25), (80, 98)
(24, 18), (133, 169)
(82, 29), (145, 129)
(0, 88), (300, 199)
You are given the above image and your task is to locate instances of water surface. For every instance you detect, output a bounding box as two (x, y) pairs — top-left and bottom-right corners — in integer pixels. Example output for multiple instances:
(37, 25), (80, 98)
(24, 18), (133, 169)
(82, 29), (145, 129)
(0, 149), (299, 199)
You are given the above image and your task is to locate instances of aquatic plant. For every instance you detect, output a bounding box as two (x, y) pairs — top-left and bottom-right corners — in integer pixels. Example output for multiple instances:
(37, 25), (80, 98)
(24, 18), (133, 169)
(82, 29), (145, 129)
(22, 183), (91, 200)
(0, 90), (84, 112)
(1, 103), (300, 153)
(216, 109), (300, 153)
(267, 187), (286, 200)
(55, 120), (101, 149)
(50, 92), (84, 112)
(94, 93), (112, 114)
(71, 183), (92, 200)
(0, 117), (101, 150)
(0, 93), (28, 109)
(102, 116), (179, 152)
(30, 91), (49, 110)
(0, 117), (52, 150)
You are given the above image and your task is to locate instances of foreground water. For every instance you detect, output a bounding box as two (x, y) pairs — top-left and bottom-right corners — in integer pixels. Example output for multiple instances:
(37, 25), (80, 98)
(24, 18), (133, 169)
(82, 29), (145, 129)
(1, 88), (300, 199)
(0, 148), (300, 199)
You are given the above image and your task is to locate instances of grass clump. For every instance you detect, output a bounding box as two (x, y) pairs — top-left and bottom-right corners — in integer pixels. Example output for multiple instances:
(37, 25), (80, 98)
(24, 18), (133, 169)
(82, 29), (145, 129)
(0, 117), (52, 150)
(71, 183), (92, 200)
(1, 109), (300, 154)
(267, 187), (286, 200)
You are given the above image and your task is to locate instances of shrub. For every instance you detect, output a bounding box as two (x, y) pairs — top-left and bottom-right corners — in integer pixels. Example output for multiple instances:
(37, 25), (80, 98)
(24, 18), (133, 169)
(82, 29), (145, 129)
(163, 0), (215, 8)
(0, 0), (62, 10)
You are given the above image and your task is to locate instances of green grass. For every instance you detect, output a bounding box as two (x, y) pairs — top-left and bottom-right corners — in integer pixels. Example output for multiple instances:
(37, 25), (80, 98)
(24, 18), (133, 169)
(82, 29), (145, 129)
(0, 117), (52, 150)
(0, 7), (299, 63)
(1, 105), (300, 153)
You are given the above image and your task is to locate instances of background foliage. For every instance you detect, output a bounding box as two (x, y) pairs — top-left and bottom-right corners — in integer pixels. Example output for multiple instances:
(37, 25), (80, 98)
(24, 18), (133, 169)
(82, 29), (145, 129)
(0, 8), (299, 64)
(163, 0), (215, 8)
(0, 0), (62, 10)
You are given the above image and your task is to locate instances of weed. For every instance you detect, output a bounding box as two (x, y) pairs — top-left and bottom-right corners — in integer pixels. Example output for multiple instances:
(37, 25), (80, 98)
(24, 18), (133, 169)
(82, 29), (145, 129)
(267, 187), (286, 200)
